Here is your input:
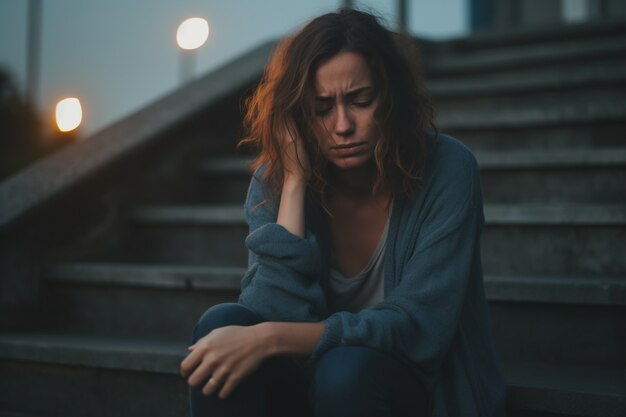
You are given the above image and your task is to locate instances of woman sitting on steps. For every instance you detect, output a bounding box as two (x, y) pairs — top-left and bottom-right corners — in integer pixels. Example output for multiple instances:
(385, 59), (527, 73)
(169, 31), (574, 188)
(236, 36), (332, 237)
(180, 8), (506, 417)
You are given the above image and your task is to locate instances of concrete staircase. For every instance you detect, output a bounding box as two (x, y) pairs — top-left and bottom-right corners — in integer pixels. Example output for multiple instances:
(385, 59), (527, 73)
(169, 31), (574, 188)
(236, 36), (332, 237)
(1, 23), (625, 417)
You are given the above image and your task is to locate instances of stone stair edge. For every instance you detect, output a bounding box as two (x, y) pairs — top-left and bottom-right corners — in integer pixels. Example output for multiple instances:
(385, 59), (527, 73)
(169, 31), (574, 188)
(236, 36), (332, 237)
(427, 20), (626, 52)
(197, 157), (253, 175)
(438, 101), (626, 129)
(502, 361), (626, 417)
(196, 147), (626, 176)
(131, 204), (246, 225)
(44, 262), (245, 291)
(43, 261), (626, 307)
(0, 333), (185, 375)
(0, 333), (623, 416)
(428, 66), (626, 97)
(485, 275), (626, 306)
(484, 204), (626, 225)
(426, 37), (626, 75)
(476, 148), (626, 169)
(128, 203), (626, 226)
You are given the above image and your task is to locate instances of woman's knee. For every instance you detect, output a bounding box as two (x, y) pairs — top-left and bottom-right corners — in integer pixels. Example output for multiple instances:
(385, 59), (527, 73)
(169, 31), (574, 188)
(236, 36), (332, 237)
(192, 303), (262, 342)
(311, 346), (428, 417)
(312, 347), (380, 399)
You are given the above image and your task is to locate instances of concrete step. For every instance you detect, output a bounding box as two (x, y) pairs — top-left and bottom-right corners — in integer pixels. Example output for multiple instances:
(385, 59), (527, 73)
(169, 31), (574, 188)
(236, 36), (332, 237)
(40, 261), (625, 348)
(0, 333), (623, 417)
(46, 265), (624, 307)
(111, 203), (626, 277)
(485, 275), (626, 306)
(477, 148), (626, 170)
(438, 90), (626, 147)
(501, 361), (625, 417)
(198, 145), (626, 175)
(121, 205), (248, 266)
(484, 204), (626, 225)
(487, 276), (625, 368)
(490, 299), (625, 369)
(428, 61), (626, 97)
(191, 148), (626, 205)
(437, 83), (626, 122)
(426, 33), (626, 76)
(479, 148), (626, 203)
(451, 121), (625, 150)
(483, 204), (626, 277)
(194, 157), (253, 203)
(488, 274), (625, 368)
(40, 262), (242, 341)
(438, 98), (626, 131)
(429, 20), (626, 54)
(0, 333), (188, 417)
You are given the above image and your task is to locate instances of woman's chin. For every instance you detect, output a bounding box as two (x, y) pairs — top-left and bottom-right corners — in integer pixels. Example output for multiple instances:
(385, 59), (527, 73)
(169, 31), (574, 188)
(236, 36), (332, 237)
(329, 155), (374, 171)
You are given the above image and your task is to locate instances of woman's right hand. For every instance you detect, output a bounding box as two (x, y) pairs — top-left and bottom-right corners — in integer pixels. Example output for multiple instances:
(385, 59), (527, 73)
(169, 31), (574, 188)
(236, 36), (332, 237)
(181, 324), (271, 399)
(280, 121), (311, 186)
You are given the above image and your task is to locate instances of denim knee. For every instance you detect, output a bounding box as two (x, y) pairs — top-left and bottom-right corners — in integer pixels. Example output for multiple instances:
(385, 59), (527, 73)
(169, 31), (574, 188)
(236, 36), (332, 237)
(192, 303), (262, 343)
(311, 347), (378, 415)
(311, 346), (428, 417)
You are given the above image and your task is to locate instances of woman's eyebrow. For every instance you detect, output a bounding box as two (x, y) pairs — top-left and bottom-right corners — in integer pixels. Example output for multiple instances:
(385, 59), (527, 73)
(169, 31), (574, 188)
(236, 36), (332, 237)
(345, 86), (375, 99)
(315, 86), (375, 101)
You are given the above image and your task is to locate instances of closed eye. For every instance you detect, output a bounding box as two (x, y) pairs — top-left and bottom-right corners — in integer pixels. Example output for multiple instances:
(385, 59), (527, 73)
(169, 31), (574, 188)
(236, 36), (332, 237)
(352, 98), (374, 108)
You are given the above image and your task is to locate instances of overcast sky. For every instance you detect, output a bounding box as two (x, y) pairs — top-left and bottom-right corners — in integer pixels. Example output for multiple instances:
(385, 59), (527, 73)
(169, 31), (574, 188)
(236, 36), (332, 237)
(0, 0), (468, 136)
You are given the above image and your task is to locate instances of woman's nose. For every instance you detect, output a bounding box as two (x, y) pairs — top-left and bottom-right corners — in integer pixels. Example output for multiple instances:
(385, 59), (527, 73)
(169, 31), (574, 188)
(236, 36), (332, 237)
(334, 105), (354, 136)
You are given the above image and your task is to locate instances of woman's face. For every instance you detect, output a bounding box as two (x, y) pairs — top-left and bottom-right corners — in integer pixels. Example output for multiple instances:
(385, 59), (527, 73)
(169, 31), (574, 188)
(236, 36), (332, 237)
(313, 51), (380, 170)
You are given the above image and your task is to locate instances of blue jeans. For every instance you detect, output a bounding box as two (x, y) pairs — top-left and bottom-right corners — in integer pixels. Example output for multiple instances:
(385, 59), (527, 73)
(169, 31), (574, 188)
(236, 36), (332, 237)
(189, 303), (429, 417)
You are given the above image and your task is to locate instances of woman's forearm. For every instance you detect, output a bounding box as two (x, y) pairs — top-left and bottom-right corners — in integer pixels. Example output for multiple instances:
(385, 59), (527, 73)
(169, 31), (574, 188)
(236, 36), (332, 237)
(257, 321), (326, 357)
(277, 177), (307, 238)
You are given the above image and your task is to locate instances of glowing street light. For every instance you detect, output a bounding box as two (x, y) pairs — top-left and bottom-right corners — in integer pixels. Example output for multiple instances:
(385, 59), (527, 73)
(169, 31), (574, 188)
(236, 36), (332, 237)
(176, 17), (209, 50)
(55, 97), (82, 132)
(176, 17), (209, 84)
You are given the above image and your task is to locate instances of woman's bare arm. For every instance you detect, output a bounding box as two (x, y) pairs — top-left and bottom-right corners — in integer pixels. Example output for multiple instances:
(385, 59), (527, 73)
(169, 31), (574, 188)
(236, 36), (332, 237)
(277, 125), (310, 238)
(259, 321), (325, 356)
(277, 178), (307, 238)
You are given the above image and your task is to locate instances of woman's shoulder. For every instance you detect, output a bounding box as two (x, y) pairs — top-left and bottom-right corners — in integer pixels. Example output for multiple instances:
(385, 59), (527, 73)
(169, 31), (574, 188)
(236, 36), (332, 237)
(420, 132), (480, 188)
(427, 132), (479, 174)
(406, 132), (482, 208)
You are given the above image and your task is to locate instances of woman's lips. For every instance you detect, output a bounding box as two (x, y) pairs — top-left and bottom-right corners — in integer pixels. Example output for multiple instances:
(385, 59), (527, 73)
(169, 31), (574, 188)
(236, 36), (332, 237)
(332, 142), (367, 156)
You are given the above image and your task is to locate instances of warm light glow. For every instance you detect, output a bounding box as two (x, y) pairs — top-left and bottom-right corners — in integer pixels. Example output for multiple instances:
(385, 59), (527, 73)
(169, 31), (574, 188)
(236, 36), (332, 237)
(55, 97), (82, 132)
(176, 17), (209, 50)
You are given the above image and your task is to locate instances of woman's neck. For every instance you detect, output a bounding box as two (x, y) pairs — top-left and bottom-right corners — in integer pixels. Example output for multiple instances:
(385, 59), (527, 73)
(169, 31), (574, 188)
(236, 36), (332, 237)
(330, 161), (382, 197)
(331, 162), (389, 200)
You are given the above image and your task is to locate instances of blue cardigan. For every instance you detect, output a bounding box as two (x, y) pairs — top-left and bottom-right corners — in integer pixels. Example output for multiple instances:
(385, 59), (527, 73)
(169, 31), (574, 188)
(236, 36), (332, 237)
(239, 134), (507, 417)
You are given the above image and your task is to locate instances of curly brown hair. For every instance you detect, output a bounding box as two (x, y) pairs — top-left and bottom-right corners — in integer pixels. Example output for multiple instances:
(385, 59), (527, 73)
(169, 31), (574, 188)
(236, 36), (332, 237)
(239, 8), (435, 206)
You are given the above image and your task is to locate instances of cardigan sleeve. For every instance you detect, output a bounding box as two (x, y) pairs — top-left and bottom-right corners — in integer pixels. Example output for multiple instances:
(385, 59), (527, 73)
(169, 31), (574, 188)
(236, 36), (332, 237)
(237, 172), (327, 322)
(311, 145), (484, 375)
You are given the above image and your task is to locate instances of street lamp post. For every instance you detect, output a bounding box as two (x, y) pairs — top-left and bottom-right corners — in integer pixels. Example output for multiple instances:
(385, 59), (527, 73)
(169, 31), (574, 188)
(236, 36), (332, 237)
(26, 0), (42, 107)
(397, 0), (408, 32)
(176, 17), (210, 84)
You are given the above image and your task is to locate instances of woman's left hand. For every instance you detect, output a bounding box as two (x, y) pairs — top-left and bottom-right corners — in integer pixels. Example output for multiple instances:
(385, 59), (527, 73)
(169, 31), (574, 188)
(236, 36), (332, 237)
(180, 324), (271, 399)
